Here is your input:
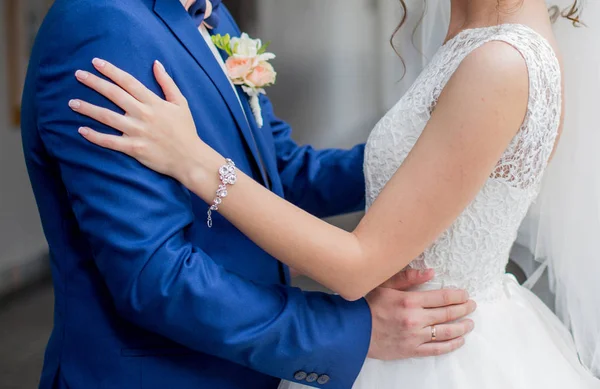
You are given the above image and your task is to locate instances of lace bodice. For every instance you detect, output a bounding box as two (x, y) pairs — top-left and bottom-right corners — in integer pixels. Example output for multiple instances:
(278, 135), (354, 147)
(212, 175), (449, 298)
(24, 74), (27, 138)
(364, 24), (561, 300)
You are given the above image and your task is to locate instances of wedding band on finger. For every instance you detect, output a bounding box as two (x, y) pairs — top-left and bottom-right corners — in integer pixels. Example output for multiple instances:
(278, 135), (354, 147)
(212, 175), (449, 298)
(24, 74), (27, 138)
(421, 321), (472, 344)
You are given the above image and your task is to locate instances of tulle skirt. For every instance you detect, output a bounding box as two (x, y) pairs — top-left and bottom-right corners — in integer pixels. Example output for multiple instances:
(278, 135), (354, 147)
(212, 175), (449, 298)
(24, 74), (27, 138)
(279, 275), (600, 389)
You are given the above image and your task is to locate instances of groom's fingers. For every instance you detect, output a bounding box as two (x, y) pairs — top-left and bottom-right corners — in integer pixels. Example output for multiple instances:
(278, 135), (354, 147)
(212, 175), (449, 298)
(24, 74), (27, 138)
(424, 300), (477, 326)
(381, 269), (435, 291)
(415, 337), (466, 357)
(418, 288), (471, 308)
(419, 319), (475, 344)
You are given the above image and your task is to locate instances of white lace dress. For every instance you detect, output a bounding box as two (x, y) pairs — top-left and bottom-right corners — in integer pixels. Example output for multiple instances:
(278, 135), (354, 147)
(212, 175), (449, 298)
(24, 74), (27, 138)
(282, 24), (600, 389)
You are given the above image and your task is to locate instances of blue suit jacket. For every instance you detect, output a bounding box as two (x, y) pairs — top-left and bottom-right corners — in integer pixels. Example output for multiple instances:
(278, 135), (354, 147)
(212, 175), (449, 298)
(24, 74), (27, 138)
(21, 0), (372, 388)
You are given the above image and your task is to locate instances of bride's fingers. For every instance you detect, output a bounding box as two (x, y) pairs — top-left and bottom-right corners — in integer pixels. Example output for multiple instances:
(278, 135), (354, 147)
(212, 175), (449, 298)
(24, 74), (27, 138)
(75, 70), (142, 115)
(415, 337), (466, 357)
(419, 320), (475, 344)
(78, 127), (132, 154)
(69, 99), (136, 136)
(91, 58), (159, 105)
(153, 60), (187, 105)
(424, 300), (477, 326)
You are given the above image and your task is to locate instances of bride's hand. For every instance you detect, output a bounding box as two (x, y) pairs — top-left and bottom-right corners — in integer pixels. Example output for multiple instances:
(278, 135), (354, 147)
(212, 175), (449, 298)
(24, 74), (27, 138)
(69, 58), (210, 184)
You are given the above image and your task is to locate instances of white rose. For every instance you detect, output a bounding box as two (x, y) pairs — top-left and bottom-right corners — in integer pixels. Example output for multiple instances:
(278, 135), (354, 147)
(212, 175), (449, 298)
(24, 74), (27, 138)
(230, 33), (261, 58)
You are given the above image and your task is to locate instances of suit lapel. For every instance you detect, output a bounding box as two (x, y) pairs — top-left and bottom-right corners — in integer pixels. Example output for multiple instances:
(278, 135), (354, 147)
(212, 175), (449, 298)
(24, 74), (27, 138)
(154, 0), (269, 187)
(233, 84), (281, 191)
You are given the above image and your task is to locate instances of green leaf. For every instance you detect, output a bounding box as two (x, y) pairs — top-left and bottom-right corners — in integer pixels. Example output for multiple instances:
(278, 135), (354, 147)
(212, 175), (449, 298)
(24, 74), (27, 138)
(257, 41), (271, 55)
(211, 34), (234, 56)
(211, 35), (223, 50)
(224, 34), (233, 56)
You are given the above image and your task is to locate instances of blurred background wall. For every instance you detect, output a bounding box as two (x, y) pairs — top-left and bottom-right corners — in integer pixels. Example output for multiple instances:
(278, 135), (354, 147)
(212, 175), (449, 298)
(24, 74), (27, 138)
(0, 0), (49, 298)
(245, 0), (433, 230)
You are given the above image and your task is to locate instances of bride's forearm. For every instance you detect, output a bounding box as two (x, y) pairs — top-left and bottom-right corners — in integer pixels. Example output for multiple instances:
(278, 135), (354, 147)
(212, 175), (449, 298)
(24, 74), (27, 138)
(181, 149), (383, 300)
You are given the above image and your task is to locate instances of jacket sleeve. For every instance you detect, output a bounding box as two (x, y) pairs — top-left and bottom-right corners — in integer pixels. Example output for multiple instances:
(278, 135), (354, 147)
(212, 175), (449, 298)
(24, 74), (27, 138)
(264, 95), (366, 218)
(33, 4), (371, 388)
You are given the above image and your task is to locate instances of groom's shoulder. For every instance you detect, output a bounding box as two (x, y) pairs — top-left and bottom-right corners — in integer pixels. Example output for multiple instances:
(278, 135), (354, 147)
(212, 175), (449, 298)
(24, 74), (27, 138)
(49, 0), (154, 16)
(43, 0), (155, 39)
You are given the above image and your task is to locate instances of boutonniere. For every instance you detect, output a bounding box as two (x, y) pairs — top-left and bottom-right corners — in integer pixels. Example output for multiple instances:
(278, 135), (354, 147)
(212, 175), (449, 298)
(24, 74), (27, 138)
(212, 33), (277, 128)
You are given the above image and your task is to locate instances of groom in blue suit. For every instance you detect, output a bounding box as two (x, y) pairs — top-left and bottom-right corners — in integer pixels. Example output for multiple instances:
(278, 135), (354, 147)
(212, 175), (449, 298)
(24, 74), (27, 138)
(21, 0), (472, 388)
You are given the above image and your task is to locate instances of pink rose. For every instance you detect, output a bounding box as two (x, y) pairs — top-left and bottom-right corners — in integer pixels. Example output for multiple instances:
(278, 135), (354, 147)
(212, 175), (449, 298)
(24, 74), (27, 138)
(225, 57), (253, 81)
(245, 61), (277, 88)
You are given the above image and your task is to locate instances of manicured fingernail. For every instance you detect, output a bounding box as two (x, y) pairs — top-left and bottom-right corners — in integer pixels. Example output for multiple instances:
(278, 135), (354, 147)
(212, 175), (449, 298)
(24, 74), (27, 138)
(468, 321), (475, 331)
(68, 99), (81, 110)
(155, 60), (166, 73)
(92, 58), (106, 68)
(78, 127), (89, 135)
(75, 70), (89, 80)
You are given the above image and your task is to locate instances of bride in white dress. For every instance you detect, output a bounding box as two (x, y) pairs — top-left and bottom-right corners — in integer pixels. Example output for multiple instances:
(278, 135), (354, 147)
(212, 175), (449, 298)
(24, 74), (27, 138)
(67, 0), (600, 386)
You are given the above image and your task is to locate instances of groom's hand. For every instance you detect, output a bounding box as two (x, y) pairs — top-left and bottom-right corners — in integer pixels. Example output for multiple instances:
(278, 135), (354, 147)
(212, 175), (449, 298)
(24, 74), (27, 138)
(366, 269), (476, 360)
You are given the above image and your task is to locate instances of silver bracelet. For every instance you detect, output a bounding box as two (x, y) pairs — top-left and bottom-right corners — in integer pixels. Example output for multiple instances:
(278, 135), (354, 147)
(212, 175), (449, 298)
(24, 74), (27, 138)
(207, 158), (237, 228)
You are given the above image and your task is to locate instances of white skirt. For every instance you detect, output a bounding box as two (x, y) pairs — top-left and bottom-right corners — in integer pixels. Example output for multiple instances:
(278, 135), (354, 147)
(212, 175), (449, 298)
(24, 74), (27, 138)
(280, 275), (600, 389)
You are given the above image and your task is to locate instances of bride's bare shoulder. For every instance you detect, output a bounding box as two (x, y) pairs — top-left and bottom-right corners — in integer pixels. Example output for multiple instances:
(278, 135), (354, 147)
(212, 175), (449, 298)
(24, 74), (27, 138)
(437, 40), (529, 132)
(455, 40), (529, 90)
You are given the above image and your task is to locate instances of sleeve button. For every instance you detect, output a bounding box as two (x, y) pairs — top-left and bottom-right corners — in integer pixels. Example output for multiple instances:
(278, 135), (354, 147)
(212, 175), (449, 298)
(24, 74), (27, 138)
(306, 373), (319, 383)
(294, 371), (308, 381)
(317, 375), (330, 385)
